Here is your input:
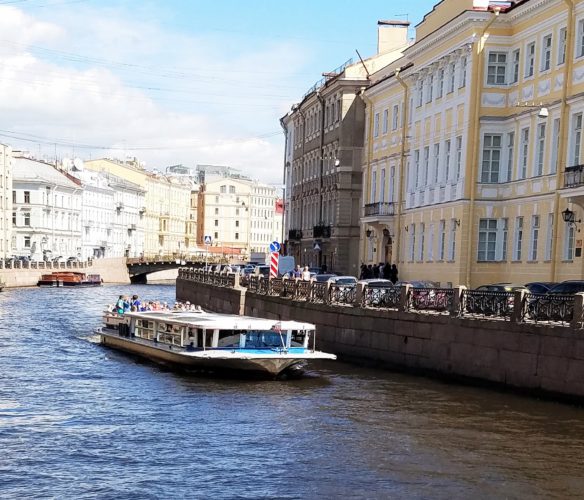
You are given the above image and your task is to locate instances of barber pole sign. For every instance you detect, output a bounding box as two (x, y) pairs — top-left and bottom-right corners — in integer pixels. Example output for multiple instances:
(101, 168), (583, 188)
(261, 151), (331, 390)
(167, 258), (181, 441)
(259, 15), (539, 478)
(270, 251), (279, 279)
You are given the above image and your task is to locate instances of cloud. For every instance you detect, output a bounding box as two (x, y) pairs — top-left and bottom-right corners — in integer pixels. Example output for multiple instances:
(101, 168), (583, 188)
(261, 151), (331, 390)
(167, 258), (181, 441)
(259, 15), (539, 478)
(0, 4), (309, 184)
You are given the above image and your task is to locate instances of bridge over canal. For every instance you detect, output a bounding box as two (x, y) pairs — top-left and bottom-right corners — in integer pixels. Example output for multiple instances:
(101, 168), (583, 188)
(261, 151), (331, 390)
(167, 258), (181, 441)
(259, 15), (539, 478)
(127, 257), (207, 283)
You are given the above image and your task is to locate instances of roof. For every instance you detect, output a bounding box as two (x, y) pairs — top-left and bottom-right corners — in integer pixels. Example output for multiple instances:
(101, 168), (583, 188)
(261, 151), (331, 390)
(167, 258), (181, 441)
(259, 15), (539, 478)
(13, 156), (82, 189)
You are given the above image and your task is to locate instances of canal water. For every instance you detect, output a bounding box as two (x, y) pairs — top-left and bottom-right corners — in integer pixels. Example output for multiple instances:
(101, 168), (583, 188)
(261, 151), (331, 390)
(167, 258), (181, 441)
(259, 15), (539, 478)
(2, 284), (584, 499)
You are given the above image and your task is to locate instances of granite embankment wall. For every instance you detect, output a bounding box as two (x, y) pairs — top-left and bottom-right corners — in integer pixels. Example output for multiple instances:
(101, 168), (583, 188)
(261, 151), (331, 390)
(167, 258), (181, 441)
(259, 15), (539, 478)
(177, 278), (584, 401)
(0, 257), (130, 287)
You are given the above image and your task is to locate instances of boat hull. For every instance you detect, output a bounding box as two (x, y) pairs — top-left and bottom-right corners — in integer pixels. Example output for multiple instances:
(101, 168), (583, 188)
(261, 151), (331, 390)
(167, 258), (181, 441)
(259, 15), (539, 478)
(99, 329), (333, 378)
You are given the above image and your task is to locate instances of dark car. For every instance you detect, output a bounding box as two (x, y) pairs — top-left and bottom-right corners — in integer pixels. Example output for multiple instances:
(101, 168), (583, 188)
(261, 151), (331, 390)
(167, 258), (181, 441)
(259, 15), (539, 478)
(547, 281), (584, 295)
(466, 283), (527, 316)
(314, 274), (338, 283)
(525, 281), (584, 322)
(525, 282), (557, 294)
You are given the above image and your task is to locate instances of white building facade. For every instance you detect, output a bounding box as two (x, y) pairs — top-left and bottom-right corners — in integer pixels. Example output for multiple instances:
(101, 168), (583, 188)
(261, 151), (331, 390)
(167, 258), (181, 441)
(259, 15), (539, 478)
(0, 144), (12, 259)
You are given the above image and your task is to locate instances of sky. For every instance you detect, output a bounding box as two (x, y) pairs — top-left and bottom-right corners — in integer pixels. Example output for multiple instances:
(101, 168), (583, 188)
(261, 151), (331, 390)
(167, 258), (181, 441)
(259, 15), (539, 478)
(0, 0), (433, 184)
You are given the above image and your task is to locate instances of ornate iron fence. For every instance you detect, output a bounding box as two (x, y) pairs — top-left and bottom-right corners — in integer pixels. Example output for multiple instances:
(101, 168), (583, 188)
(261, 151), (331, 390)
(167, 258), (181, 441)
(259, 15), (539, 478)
(268, 278), (284, 297)
(329, 284), (356, 305)
(408, 288), (454, 312)
(257, 277), (269, 295)
(462, 290), (514, 319)
(310, 282), (328, 303)
(520, 293), (574, 324)
(282, 279), (297, 298)
(363, 286), (400, 309)
(248, 276), (260, 293)
(296, 281), (311, 301)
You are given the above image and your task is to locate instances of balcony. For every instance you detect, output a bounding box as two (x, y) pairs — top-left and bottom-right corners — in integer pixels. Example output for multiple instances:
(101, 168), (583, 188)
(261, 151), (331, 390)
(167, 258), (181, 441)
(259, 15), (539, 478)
(313, 224), (331, 238)
(129, 223), (137, 231)
(364, 202), (395, 217)
(288, 229), (303, 240)
(564, 164), (584, 188)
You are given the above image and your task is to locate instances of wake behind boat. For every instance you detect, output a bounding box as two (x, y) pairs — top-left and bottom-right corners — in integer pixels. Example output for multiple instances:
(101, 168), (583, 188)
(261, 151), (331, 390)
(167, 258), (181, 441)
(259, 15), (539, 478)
(98, 308), (336, 378)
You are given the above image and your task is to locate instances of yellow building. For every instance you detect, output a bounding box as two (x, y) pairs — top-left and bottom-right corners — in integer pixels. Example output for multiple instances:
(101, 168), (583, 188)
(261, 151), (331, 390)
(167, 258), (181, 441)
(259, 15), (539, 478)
(361, 0), (584, 287)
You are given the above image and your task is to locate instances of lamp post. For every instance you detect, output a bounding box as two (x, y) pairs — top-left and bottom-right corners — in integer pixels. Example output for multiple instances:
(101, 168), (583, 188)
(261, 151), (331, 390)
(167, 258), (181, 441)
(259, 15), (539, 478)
(562, 207), (581, 227)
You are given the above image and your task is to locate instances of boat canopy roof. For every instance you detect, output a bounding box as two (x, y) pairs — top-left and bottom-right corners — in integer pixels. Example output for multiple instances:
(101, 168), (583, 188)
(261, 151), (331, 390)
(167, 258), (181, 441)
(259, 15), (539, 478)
(123, 310), (316, 331)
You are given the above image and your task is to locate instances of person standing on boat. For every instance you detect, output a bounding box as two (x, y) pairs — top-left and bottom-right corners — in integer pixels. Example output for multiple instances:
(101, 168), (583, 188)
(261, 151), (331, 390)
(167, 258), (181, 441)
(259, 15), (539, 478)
(115, 295), (125, 314)
(131, 295), (141, 310)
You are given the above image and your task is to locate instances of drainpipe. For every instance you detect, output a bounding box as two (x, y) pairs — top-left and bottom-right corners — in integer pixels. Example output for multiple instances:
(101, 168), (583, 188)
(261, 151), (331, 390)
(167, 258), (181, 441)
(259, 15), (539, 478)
(360, 88), (375, 264)
(465, 7), (501, 287)
(551, 0), (575, 281)
(395, 68), (409, 265)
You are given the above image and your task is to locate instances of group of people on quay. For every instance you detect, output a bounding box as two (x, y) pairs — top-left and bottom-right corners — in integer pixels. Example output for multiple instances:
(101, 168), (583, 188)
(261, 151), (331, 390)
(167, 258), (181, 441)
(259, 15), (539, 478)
(359, 262), (398, 283)
(111, 295), (201, 314)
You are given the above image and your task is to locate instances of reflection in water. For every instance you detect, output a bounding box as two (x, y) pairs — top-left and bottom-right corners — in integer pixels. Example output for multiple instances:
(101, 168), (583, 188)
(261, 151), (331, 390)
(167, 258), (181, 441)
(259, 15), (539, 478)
(0, 284), (584, 499)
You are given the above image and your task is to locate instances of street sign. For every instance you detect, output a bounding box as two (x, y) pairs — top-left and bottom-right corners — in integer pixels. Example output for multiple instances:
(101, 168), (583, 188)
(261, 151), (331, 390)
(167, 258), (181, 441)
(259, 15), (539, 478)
(204, 235), (212, 245)
(313, 243), (321, 252)
(269, 241), (281, 253)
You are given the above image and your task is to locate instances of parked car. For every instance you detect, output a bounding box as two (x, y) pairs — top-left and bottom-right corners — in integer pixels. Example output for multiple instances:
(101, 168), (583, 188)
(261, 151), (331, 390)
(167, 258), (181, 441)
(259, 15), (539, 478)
(358, 279), (395, 307)
(525, 282), (557, 294)
(547, 281), (584, 295)
(328, 276), (358, 304)
(314, 274), (338, 283)
(67, 256), (79, 263)
(524, 281), (584, 322)
(466, 283), (527, 316)
(254, 265), (270, 277)
(396, 280), (449, 310)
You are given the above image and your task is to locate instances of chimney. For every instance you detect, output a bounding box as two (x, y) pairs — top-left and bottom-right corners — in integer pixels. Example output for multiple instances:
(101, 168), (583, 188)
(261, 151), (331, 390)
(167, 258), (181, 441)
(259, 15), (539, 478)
(377, 20), (410, 54)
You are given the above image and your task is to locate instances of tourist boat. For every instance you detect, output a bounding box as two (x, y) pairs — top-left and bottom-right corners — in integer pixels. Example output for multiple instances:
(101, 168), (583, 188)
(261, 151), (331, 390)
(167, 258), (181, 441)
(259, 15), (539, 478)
(37, 271), (102, 287)
(98, 309), (336, 378)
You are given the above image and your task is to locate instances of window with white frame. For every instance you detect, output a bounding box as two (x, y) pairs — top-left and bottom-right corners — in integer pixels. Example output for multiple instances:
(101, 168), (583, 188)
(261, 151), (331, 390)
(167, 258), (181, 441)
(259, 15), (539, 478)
(449, 219), (457, 260)
(382, 109), (388, 134)
(481, 134), (502, 183)
(426, 75), (433, 103)
(408, 97), (413, 124)
(428, 224), (434, 261)
(437, 68), (444, 98)
(551, 118), (560, 174)
(541, 34), (552, 71)
(513, 216), (523, 261)
(438, 220), (446, 260)
(478, 218), (507, 261)
(487, 52), (507, 85)
(448, 62), (456, 93)
(445, 139), (451, 183)
(416, 80), (423, 106)
(571, 112), (582, 166)
(423, 146), (430, 187)
(578, 20), (584, 58)
(389, 166), (395, 202)
(535, 123), (546, 176)
(371, 170), (377, 203)
(414, 149), (420, 189)
(409, 224), (416, 261)
(545, 213), (554, 261)
(506, 132), (515, 182)
(564, 223), (575, 260)
(392, 104), (399, 130)
(380, 168), (386, 203)
(519, 127), (529, 179)
(558, 27), (567, 65)
(24, 236), (30, 248)
(529, 215), (539, 261)
(525, 42), (535, 78)
(374, 112), (380, 138)
(459, 56), (467, 88)
(433, 143), (440, 183)
(418, 222), (425, 261)
(511, 49), (520, 83)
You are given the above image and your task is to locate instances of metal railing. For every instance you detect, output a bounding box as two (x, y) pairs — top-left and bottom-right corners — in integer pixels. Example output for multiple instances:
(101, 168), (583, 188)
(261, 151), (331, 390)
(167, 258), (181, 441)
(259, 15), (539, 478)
(462, 290), (514, 319)
(364, 202), (395, 217)
(564, 164), (584, 188)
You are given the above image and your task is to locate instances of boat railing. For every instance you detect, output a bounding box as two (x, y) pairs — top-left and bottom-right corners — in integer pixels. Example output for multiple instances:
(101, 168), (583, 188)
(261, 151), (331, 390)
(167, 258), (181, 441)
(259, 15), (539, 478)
(178, 266), (584, 330)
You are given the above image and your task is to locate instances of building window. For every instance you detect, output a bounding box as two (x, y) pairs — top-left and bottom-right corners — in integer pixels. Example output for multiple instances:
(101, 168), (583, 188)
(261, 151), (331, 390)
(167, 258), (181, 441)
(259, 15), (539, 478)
(236, 208), (240, 216)
(414, 150), (420, 189)
(392, 105), (399, 131)
(564, 224), (575, 260)
(459, 57), (467, 88)
(551, 118), (560, 174)
(455, 136), (463, 181)
(229, 185), (235, 194)
(545, 213), (554, 261)
(438, 220), (446, 260)
(519, 127), (530, 179)
(487, 52), (507, 85)
(541, 34), (552, 71)
(448, 62), (456, 93)
(513, 216), (523, 261)
(423, 147), (430, 187)
(433, 143), (440, 184)
(24, 236), (31, 248)
(416, 80), (423, 107)
(12, 212), (15, 225)
(380, 168), (386, 203)
(235, 232), (239, 240)
(525, 42), (535, 78)
(24, 191), (30, 203)
(530, 215), (539, 261)
(445, 139), (451, 183)
(12, 191), (16, 204)
(535, 123), (546, 176)
(382, 109), (388, 134)
(374, 112), (380, 138)
(428, 224), (434, 261)
(215, 196), (219, 203)
(23, 212), (30, 226)
(214, 232), (218, 239)
(437, 68), (444, 98)
(481, 134), (502, 183)
(214, 207), (219, 215)
(578, 20), (584, 58)
(558, 27), (567, 65)
(571, 113), (582, 166)
(214, 219), (218, 227)
(418, 223), (425, 261)
(426, 75), (433, 103)
(511, 49), (520, 83)
(506, 132), (515, 182)
(409, 224), (415, 261)
(220, 185), (226, 194)
(478, 219), (498, 261)
(449, 219), (457, 261)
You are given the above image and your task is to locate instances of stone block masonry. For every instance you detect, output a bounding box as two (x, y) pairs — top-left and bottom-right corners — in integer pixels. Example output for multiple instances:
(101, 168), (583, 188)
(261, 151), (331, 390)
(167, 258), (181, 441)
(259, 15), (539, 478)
(177, 277), (584, 402)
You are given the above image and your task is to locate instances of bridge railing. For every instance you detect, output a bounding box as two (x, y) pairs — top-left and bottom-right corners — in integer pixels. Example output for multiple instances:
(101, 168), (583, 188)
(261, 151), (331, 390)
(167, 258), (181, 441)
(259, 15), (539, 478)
(178, 267), (584, 330)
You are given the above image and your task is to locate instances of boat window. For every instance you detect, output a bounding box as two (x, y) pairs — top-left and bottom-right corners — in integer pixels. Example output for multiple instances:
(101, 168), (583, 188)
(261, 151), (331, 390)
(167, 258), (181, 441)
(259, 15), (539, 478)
(135, 319), (155, 340)
(291, 330), (306, 346)
(244, 330), (285, 349)
(217, 330), (241, 348)
(157, 322), (184, 346)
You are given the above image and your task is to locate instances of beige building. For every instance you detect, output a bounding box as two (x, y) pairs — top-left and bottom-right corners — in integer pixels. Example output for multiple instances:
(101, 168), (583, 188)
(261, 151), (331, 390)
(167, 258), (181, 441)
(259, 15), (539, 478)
(0, 144), (12, 259)
(360, 0), (584, 287)
(282, 20), (411, 275)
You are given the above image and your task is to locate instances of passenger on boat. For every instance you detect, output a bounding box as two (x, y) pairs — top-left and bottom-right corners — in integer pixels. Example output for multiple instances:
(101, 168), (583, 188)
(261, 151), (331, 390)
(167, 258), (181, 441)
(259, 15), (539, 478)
(131, 295), (141, 310)
(115, 295), (125, 314)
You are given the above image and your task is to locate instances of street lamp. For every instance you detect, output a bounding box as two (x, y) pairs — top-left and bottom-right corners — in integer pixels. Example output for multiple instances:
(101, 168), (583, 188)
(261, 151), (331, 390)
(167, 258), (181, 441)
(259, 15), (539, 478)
(562, 207), (581, 227)
(515, 101), (550, 119)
